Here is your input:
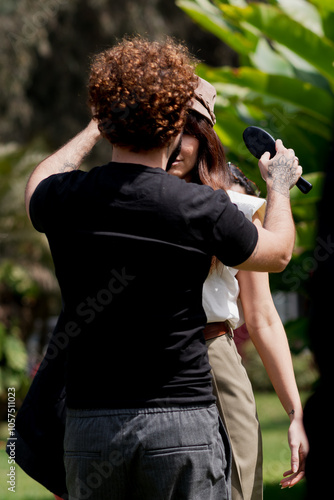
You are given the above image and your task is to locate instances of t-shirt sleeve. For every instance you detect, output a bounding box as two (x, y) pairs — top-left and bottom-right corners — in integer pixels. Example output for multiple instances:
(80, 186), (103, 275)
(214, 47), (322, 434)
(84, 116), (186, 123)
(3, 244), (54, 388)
(211, 190), (258, 267)
(29, 175), (58, 233)
(29, 171), (83, 233)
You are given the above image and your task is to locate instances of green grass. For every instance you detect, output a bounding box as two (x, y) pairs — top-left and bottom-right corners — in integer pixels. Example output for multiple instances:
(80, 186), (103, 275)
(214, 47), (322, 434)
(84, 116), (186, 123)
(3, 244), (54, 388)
(255, 391), (310, 500)
(0, 392), (311, 499)
(0, 446), (53, 500)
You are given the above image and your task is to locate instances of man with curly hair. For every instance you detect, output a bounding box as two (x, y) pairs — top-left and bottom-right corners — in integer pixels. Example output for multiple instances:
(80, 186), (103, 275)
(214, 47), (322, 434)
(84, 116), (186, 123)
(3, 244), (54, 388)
(24, 36), (301, 500)
(88, 37), (197, 152)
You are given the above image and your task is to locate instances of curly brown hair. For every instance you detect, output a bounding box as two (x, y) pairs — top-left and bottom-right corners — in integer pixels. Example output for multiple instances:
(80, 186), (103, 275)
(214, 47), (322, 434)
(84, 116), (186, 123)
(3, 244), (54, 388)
(88, 36), (199, 151)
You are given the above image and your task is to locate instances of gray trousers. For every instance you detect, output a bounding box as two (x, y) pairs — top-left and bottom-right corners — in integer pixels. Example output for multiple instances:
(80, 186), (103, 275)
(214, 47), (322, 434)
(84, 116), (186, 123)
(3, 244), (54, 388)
(64, 404), (231, 500)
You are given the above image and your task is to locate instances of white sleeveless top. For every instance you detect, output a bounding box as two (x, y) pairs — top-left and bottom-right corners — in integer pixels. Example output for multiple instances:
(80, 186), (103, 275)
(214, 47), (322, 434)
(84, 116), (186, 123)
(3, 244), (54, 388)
(202, 190), (266, 329)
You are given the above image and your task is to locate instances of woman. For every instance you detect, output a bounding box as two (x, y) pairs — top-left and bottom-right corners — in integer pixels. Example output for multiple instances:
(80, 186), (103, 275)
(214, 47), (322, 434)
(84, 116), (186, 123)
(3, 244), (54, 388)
(167, 101), (309, 500)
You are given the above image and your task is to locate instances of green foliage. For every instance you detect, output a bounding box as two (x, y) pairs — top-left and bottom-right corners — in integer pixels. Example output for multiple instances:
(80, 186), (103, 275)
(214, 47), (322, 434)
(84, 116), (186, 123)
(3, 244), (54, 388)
(0, 322), (30, 403)
(243, 340), (318, 391)
(0, 260), (42, 405)
(177, 0), (332, 266)
(0, 141), (53, 269)
(178, 0), (333, 179)
(0, 142), (58, 406)
(0, 261), (40, 301)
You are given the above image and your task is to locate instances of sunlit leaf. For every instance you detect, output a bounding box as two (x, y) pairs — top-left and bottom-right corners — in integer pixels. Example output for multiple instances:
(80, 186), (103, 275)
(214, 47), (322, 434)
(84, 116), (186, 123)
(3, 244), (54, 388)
(4, 333), (28, 371)
(250, 38), (295, 76)
(176, 0), (258, 55)
(308, 0), (334, 16)
(275, 0), (324, 36)
(290, 172), (325, 202)
(199, 65), (333, 123)
(219, 3), (334, 83)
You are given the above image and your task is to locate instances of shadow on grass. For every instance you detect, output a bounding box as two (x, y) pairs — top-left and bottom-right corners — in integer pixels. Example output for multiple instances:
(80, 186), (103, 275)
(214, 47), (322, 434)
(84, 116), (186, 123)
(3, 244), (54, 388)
(264, 480), (306, 500)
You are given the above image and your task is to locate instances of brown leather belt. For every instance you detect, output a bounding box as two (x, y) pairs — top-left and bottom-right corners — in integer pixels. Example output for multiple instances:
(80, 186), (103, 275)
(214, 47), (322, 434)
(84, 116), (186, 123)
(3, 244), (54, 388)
(203, 321), (233, 341)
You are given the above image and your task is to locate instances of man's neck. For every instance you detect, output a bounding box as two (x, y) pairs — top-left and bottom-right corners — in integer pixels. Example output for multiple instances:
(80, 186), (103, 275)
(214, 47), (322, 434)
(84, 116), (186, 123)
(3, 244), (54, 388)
(111, 145), (169, 170)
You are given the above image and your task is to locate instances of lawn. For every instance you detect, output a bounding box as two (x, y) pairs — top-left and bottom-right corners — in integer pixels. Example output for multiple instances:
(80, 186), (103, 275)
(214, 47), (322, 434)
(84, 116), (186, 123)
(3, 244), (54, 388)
(0, 442), (53, 500)
(255, 391), (309, 500)
(0, 392), (311, 499)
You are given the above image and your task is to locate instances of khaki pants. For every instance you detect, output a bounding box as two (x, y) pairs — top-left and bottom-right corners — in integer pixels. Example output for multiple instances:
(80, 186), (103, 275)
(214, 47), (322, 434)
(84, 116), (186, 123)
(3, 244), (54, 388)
(206, 334), (263, 500)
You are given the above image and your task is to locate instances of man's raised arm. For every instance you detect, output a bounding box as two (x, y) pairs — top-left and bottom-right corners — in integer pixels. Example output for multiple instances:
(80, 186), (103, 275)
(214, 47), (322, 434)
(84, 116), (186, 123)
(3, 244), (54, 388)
(25, 119), (101, 218)
(236, 139), (302, 273)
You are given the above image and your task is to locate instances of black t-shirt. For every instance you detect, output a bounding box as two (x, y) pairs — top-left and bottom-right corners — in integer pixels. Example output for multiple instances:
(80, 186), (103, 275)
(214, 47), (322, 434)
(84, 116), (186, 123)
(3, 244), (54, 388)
(30, 162), (258, 409)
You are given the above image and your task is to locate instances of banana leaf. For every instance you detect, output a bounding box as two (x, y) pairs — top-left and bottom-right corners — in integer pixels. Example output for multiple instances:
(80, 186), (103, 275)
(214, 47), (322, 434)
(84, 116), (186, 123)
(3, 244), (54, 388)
(176, 0), (258, 55)
(198, 64), (333, 123)
(218, 2), (334, 84)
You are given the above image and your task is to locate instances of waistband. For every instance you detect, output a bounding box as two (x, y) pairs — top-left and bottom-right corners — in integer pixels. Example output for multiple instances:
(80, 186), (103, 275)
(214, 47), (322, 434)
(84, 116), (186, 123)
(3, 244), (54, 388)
(203, 321), (233, 341)
(66, 404), (216, 418)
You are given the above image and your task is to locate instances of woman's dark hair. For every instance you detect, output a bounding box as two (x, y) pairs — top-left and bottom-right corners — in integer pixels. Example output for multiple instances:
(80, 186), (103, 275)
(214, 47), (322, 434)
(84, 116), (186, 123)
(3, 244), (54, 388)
(183, 111), (260, 271)
(183, 111), (230, 190)
(228, 162), (260, 197)
(183, 111), (231, 272)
